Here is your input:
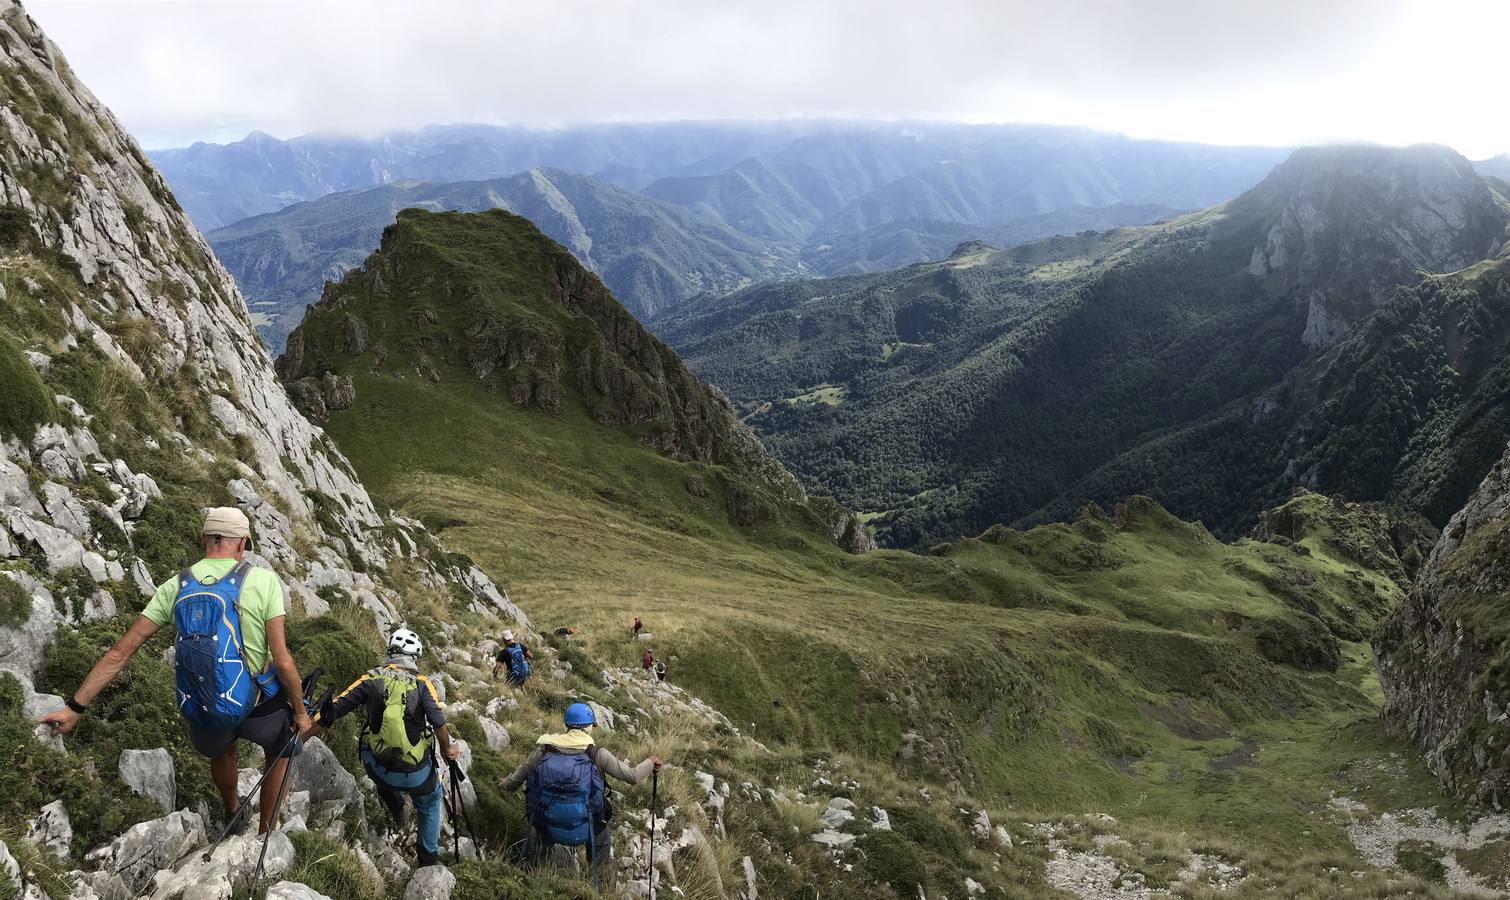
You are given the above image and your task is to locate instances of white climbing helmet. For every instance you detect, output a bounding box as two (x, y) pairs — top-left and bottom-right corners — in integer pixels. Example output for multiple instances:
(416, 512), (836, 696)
(388, 627), (423, 658)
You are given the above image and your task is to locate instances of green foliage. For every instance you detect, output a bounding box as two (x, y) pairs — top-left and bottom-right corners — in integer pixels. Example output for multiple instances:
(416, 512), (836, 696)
(0, 671), (159, 856)
(37, 616), (219, 816)
(1394, 840), (1447, 884)
(661, 192), (1510, 549)
(0, 330), (54, 440)
(1253, 613), (1340, 671)
(450, 857), (597, 900)
(280, 831), (385, 900)
(0, 205), (34, 251)
(860, 830), (929, 894)
(132, 490), (209, 580)
(0, 576), (32, 629)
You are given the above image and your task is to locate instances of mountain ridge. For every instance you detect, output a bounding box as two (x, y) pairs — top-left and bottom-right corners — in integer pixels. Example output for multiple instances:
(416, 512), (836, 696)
(661, 143), (1510, 547)
(207, 167), (803, 350)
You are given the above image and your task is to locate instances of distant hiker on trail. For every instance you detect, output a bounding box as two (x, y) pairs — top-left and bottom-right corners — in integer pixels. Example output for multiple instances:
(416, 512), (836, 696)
(641, 650), (654, 677)
(653, 659), (667, 683)
(554, 626), (577, 639)
(315, 628), (458, 867)
(493, 629), (533, 685)
(631, 616), (642, 640)
(499, 703), (662, 875)
(37, 507), (311, 834)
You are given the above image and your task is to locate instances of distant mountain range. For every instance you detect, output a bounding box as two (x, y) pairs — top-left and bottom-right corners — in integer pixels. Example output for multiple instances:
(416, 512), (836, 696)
(188, 121), (1272, 350)
(660, 144), (1510, 547)
(207, 168), (801, 350)
(152, 122), (1288, 234)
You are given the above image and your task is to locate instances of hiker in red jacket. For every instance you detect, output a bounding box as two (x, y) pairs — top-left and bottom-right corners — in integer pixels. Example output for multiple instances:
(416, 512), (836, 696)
(631, 616), (643, 640)
(641, 650), (654, 677)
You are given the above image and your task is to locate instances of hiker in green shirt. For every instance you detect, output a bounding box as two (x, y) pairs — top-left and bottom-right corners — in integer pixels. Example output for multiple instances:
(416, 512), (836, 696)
(38, 507), (312, 834)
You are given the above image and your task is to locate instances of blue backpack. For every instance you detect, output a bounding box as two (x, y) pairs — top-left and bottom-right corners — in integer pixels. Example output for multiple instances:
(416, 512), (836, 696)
(526, 747), (605, 845)
(503, 643), (530, 681)
(172, 561), (279, 729)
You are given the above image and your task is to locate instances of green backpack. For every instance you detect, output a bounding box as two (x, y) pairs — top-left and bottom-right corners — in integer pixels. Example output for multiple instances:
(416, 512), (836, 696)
(362, 668), (434, 768)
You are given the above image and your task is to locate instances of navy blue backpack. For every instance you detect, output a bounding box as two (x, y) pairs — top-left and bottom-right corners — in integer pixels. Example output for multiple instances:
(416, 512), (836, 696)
(172, 561), (279, 729)
(504, 643), (530, 681)
(525, 747), (605, 845)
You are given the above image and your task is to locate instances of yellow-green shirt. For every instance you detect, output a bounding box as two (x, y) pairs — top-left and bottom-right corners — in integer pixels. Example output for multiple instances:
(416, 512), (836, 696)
(142, 559), (286, 673)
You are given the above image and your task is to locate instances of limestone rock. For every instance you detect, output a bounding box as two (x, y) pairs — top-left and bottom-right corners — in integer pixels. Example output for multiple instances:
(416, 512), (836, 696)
(102, 810), (206, 895)
(119, 748), (176, 814)
(266, 883), (334, 900)
(1378, 435), (1510, 806)
(0, 841), (17, 893)
(992, 824), (1013, 850)
(403, 865), (456, 900)
(740, 855), (758, 900)
(0, 571), (60, 676)
(290, 737), (363, 809)
(27, 799), (71, 857)
(478, 716), (510, 751)
(971, 810), (992, 842)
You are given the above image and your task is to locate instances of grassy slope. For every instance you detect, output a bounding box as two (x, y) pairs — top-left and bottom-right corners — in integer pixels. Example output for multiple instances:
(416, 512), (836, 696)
(318, 314), (1447, 847)
(284, 208), (1499, 895)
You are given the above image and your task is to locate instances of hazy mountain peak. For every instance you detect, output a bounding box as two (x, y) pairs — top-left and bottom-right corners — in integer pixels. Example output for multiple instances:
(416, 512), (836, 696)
(1236, 143), (1509, 346)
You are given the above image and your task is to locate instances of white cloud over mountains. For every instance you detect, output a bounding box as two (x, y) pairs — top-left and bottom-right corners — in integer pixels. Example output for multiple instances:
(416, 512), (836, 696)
(24, 0), (1510, 157)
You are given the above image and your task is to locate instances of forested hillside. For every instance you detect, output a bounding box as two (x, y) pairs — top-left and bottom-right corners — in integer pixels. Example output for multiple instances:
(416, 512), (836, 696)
(661, 145), (1510, 547)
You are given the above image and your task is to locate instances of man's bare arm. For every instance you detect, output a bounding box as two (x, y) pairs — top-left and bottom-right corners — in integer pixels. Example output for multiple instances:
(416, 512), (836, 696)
(37, 615), (159, 735)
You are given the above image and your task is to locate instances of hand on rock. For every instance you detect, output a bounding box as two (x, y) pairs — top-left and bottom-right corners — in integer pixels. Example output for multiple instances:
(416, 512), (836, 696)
(38, 707), (80, 736)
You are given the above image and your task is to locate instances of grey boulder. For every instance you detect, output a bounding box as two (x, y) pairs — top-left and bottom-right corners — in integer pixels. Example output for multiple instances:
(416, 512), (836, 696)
(119, 748), (176, 814)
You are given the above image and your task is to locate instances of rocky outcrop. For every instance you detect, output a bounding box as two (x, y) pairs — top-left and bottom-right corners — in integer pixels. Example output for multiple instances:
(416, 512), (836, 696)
(1376, 439), (1510, 807)
(0, 0), (525, 662)
(1236, 144), (1509, 348)
(0, 0), (530, 887)
(277, 208), (871, 553)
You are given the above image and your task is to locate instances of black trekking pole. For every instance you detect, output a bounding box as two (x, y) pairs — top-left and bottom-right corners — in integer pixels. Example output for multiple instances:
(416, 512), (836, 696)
(177, 669), (325, 869)
(250, 671), (327, 885)
(250, 735), (298, 884)
(176, 727), (299, 867)
(447, 758), (484, 861)
(647, 768), (659, 900)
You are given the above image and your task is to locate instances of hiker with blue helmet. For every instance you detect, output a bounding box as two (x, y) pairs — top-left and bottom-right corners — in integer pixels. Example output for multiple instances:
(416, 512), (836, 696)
(38, 507), (312, 834)
(500, 702), (662, 873)
(314, 627), (458, 867)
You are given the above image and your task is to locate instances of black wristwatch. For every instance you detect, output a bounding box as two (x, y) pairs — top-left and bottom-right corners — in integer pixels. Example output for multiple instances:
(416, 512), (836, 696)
(65, 697), (87, 714)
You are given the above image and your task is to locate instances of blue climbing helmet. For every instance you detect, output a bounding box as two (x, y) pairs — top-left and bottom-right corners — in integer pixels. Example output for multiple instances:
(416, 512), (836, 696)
(564, 702), (595, 728)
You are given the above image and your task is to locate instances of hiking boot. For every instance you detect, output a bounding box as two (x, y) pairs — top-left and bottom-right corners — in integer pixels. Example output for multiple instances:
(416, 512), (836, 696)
(416, 849), (440, 867)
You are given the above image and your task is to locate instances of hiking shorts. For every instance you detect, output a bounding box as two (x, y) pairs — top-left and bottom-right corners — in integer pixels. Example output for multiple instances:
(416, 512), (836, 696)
(187, 694), (303, 760)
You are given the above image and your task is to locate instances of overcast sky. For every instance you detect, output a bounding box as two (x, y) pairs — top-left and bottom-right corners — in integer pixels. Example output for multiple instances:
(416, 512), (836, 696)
(23, 0), (1510, 157)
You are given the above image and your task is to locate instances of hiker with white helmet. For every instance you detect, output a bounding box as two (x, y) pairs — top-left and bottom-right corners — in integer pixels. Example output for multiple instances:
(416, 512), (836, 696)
(493, 629), (533, 685)
(38, 507), (311, 834)
(500, 702), (663, 883)
(314, 627), (458, 867)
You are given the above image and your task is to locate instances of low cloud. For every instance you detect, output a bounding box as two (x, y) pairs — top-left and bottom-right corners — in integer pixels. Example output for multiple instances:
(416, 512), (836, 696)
(26, 0), (1505, 157)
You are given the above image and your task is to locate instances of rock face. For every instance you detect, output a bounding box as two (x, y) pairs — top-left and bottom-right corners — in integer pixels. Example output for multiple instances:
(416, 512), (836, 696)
(0, 0), (524, 684)
(118, 748), (176, 814)
(0, 0), (527, 882)
(1376, 439), (1510, 806)
(1237, 144), (1508, 348)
